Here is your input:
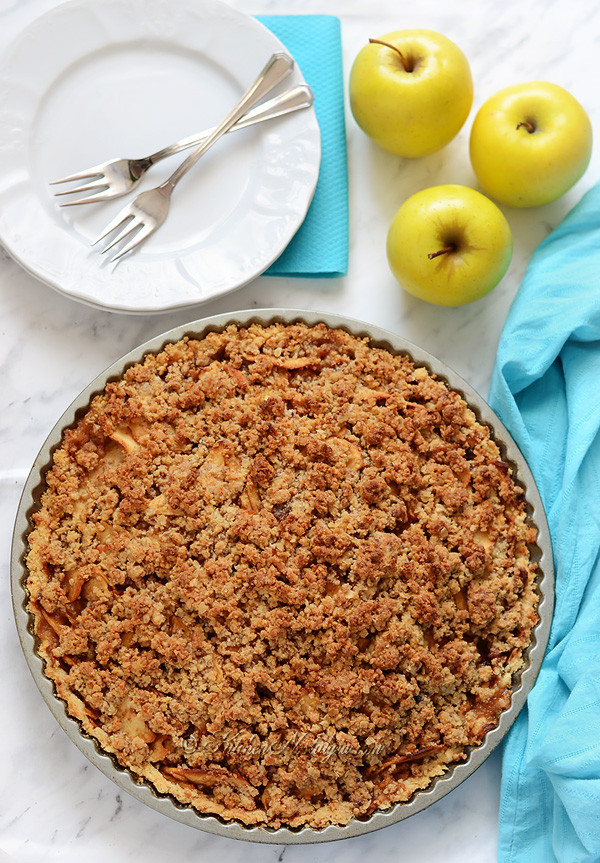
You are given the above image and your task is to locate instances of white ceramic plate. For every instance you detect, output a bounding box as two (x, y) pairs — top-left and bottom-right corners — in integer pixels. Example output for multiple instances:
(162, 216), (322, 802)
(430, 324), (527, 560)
(0, 0), (320, 313)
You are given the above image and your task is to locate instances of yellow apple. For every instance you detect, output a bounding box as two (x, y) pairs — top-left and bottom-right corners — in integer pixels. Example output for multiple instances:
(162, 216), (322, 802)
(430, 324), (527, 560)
(349, 29), (473, 157)
(469, 81), (593, 207)
(386, 185), (513, 306)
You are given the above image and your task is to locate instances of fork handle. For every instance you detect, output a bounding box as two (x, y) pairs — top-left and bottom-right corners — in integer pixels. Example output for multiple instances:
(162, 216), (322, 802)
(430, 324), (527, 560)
(145, 84), (314, 167)
(161, 53), (294, 193)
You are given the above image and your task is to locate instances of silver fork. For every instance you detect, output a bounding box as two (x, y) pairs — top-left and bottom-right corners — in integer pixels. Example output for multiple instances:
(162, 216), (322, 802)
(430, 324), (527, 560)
(93, 52), (295, 262)
(51, 83), (313, 206)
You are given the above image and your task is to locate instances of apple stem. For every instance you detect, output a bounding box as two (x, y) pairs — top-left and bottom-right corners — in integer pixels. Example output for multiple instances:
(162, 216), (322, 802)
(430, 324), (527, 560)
(516, 120), (536, 133)
(428, 245), (455, 260)
(369, 38), (412, 72)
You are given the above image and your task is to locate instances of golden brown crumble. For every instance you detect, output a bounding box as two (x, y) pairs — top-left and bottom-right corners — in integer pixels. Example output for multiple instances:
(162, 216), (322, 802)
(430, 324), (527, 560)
(26, 322), (539, 830)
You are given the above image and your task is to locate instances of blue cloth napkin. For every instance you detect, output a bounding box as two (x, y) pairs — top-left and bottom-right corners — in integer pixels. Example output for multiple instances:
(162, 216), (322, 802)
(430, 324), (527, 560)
(257, 14), (348, 278)
(488, 183), (600, 863)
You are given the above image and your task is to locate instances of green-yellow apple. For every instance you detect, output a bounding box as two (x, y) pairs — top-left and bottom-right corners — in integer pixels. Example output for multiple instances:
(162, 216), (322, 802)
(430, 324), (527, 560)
(469, 81), (593, 207)
(386, 185), (513, 306)
(349, 29), (473, 157)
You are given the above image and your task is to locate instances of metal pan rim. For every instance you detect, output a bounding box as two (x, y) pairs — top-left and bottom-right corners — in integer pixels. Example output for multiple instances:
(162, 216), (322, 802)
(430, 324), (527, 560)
(11, 307), (554, 844)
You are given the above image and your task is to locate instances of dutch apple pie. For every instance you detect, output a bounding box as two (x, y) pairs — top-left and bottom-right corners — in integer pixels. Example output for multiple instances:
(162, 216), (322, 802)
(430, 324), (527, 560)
(26, 322), (539, 830)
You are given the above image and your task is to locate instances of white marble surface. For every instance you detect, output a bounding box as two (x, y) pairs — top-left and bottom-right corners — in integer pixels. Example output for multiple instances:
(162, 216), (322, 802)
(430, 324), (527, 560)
(1, 0), (598, 860)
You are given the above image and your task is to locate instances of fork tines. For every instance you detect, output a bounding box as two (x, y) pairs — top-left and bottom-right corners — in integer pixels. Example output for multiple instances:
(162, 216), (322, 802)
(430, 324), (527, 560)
(49, 167), (114, 207)
(91, 208), (152, 262)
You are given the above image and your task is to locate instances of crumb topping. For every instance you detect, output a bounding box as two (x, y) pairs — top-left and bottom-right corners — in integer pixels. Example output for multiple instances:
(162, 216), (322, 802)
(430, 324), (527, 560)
(26, 322), (539, 830)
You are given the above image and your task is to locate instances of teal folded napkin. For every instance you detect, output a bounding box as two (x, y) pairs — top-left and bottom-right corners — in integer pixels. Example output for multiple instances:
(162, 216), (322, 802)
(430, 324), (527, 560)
(488, 183), (600, 863)
(258, 14), (348, 278)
